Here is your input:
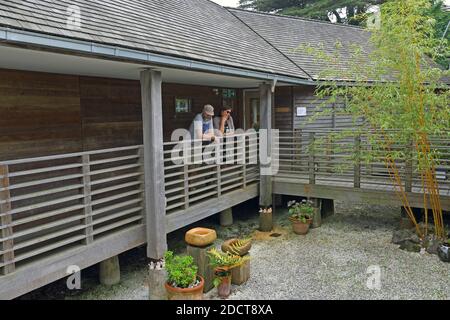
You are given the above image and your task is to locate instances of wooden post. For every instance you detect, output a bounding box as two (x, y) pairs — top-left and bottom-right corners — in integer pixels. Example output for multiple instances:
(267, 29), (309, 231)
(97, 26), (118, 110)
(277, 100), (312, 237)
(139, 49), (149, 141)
(0, 164), (15, 275)
(99, 256), (120, 286)
(187, 244), (215, 293)
(354, 134), (361, 188)
(183, 164), (190, 210)
(220, 208), (233, 227)
(310, 198), (322, 229)
(309, 132), (316, 185)
(259, 83), (273, 208)
(82, 154), (94, 245)
(141, 69), (167, 259)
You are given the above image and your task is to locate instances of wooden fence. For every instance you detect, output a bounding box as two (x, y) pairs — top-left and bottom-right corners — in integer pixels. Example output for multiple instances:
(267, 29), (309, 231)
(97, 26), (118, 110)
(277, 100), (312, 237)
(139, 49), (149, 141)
(163, 132), (260, 216)
(0, 145), (145, 276)
(274, 130), (450, 196)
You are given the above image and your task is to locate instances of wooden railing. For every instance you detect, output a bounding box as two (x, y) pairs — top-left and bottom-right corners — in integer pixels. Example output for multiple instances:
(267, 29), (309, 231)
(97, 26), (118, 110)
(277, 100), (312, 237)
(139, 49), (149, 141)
(163, 132), (260, 215)
(0, 145), (145, 276)
(274, 130), (450, 195)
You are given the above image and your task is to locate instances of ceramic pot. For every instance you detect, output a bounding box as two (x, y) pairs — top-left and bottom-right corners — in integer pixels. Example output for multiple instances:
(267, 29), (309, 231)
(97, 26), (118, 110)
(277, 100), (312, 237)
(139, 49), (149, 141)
(289, 217), (312, 235)
(165, 276), (204, 300)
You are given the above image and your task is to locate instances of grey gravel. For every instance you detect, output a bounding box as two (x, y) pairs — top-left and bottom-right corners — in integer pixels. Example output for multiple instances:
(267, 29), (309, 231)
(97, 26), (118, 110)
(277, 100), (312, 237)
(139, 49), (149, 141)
(20, 201), (450, 300)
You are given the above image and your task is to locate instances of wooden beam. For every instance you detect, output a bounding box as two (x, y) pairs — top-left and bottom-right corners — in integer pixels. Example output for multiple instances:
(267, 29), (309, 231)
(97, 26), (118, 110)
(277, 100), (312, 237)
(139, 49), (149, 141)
(259, 83), (273, 208)
(140, 70), (167, 259)
(0, 225), (145, 300)
(0, 164), (15, 275)
(81, 154), (94, 245)
(273, 179), (450, 211)
(166, 184), (258, 233)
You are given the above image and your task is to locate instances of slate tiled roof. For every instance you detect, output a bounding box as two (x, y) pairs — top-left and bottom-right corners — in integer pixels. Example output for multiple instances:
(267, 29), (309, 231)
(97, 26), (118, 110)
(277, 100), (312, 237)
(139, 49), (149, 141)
(0, 0), (311, 79)
(229, 8), (372, 81)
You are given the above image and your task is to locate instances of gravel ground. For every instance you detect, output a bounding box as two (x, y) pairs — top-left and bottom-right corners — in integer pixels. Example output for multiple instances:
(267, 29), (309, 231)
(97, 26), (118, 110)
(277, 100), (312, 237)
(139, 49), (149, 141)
(19, 200), (450, 300)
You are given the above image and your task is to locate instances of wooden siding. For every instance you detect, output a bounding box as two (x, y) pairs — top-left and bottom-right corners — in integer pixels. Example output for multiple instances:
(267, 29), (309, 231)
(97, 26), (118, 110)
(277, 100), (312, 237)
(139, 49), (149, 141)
(274, 86), (293, 132)
(292, 85), (358, 131)
(0, 69), (244, 160)
(0, 69), (83, 160)
(80, 77), (143, 150)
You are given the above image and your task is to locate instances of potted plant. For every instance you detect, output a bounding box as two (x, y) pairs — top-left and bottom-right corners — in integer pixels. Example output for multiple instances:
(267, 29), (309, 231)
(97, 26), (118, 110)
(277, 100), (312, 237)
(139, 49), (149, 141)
(164, 251), (204, 300)
(288, 200), (314, 235)
(207, 248), (250, 298)
(438, 239), (450, 263)
(259, 207), (273, 232)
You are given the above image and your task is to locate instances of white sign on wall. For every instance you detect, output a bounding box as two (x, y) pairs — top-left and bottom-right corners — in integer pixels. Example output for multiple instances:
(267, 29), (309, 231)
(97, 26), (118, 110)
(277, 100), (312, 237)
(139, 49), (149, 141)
(296, 107), (307, 117)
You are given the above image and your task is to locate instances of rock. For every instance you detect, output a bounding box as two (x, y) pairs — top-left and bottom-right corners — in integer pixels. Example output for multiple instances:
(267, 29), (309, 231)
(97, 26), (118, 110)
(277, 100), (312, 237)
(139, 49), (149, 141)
(221, 239), (252, 256)
(185, 228), (217, 247)
(392, 229), (420, 245)
(425, 238), (441, 255)
(399, 240), (421, 253)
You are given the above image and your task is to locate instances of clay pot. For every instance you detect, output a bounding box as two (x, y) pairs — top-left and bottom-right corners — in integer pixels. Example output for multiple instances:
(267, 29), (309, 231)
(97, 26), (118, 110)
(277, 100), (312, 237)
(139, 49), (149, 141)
(221, 239), (252, 256)
(437, 243), (450, 263)
(259, 212), (273, 232)
(289, 217), (312, 235)
(165, 276), (205, 300)
(185, 228), (217, 247)
(217, 275), (232, 298)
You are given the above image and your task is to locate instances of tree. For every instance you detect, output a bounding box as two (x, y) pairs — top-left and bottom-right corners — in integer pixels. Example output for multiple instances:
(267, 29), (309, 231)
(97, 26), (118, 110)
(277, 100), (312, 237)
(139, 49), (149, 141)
(298, 0), (449, 240)
(238, 0), (385, 25)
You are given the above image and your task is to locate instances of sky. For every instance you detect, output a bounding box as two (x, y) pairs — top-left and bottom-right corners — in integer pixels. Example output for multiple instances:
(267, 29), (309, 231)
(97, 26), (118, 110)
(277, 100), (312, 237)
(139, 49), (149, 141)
(210, 0), (239, 7)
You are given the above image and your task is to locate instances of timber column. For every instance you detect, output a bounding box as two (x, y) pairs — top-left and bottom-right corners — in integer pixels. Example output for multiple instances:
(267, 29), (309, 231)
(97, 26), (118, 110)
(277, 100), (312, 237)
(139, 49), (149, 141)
(141, 69), (167, 259)
(259, 83), (273, 209)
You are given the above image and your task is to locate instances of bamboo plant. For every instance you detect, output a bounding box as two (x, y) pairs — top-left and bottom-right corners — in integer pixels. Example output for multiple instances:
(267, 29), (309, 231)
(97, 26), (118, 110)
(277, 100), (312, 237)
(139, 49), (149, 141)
(295, 0), (449, 241)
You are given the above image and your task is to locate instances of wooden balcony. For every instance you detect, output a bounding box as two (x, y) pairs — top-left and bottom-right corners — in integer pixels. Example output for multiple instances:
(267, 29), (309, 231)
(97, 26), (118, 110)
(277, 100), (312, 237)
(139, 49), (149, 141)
(273, 130), (450, 210)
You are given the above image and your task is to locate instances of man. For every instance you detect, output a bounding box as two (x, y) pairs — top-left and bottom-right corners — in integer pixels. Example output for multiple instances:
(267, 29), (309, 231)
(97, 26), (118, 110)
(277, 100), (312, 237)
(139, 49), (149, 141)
(189, 104), (216, 143)
(213, 107), (235, 136)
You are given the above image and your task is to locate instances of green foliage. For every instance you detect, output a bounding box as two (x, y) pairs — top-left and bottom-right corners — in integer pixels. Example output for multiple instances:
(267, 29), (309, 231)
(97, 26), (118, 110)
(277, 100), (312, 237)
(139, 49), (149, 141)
(238, 0), (385, 25)
(164, 251), (198, 289)
(239, 0), (449, 65)
(207, 248), (249, 269)
(207, 248), (250, 287)
(288, 200), (314, 223)
(293, 0), (449, 238)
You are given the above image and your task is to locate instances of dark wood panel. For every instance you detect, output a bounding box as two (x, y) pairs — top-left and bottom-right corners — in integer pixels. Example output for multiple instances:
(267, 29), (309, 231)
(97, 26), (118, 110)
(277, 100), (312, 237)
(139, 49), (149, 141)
(79, 76), (143, 150)
(0, 69), (82, 160)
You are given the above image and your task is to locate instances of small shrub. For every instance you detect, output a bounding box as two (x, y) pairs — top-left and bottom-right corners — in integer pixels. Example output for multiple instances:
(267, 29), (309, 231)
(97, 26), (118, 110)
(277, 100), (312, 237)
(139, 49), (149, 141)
(288, 199), (314, 223)
(164, 251), (198, 288)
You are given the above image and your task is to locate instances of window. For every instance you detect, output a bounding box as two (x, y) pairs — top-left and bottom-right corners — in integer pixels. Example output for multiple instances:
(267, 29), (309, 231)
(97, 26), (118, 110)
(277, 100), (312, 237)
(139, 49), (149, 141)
(175, 98), (192, 113)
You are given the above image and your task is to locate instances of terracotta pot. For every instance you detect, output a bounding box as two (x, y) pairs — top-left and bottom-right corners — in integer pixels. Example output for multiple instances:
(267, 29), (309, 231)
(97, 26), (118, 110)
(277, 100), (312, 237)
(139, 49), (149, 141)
(289, 217), (312, 235)
(165, 276), (204, 300)
(221, 239), (252, 256)
(259, 212), (273, 232)
(438, 243), (450, 263)
(217, 275), (232, 298)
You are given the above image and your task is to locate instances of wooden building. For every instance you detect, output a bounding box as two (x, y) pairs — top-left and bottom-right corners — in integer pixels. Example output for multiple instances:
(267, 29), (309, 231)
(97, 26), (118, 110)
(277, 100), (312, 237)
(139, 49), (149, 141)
(0, 0), (448, 299)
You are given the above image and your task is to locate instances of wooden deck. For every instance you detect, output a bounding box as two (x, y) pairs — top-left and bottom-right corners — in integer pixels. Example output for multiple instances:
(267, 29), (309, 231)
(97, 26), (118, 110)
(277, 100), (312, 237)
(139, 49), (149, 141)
(0, 133), (261, 299)
(273, 130), (450, 210)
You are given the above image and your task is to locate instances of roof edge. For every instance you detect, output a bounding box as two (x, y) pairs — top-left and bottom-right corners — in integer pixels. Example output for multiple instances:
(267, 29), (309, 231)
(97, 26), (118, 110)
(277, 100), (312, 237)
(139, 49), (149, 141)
(0, 26), (315, 86)
(227, 7), (368, 31)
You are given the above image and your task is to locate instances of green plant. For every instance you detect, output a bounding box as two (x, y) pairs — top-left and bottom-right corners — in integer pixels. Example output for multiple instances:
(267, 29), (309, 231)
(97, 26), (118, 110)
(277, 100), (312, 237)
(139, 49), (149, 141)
(207, 248), (250, 287)
(294, 0), (449, 240)
(164, 251), (198, 289)
(288, 200), (314, 223)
